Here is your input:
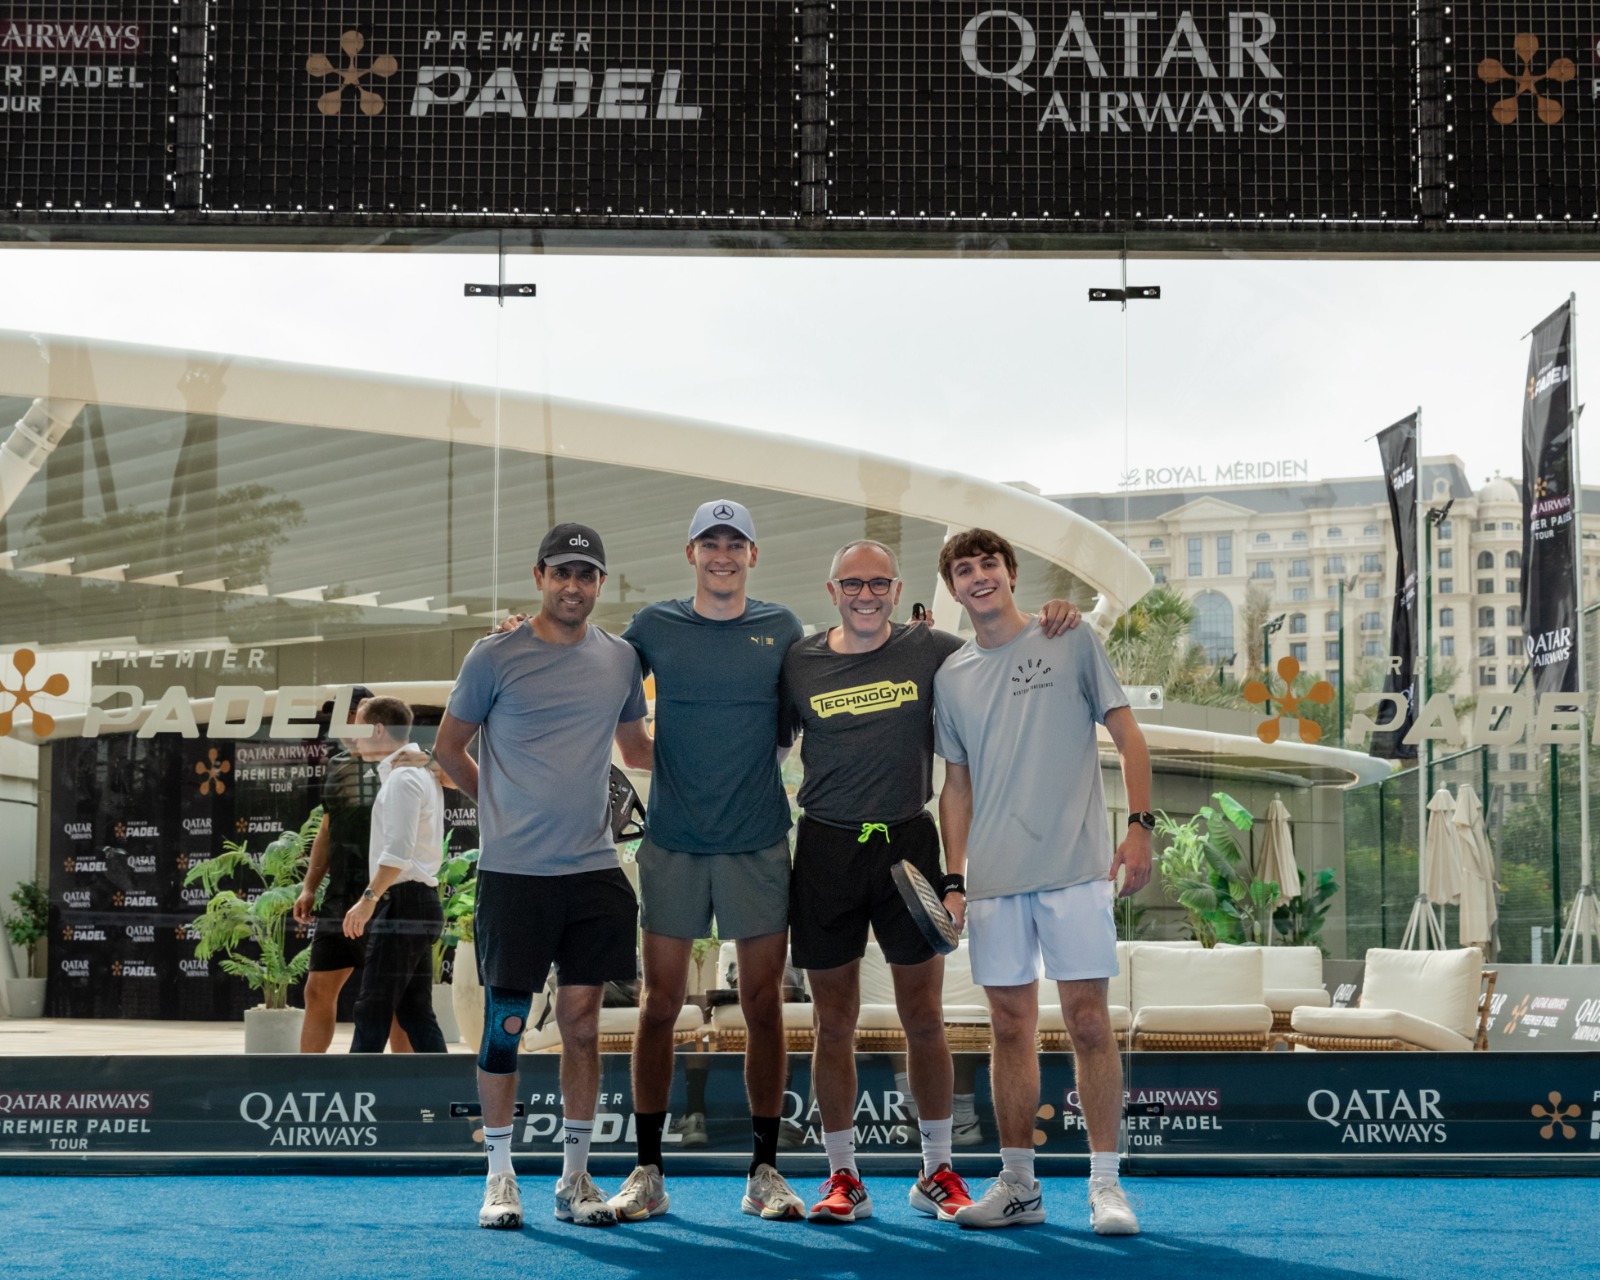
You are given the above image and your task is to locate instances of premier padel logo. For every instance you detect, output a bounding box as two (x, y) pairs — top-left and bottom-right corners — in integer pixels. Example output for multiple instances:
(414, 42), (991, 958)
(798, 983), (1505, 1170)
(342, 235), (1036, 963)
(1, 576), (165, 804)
(0, 648), (70, 738)
(195, 747), (232, 796)
(1479, 34), (1575, 125)
(1532, 1091), (1582, 1140)
(811, 680), (919, 719)
(308, 30), (397, 116)
(1244, 657), (1334, 745)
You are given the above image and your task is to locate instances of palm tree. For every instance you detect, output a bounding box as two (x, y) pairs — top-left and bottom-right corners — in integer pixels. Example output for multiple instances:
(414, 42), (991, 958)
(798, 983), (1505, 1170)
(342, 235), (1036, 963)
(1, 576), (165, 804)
(1108, 587), (1242, 707)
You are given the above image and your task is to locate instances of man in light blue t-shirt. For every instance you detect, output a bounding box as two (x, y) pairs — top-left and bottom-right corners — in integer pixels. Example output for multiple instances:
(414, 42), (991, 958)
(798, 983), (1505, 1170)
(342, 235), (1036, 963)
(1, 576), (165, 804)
(932, 528), (1152, 1237)
(435, 523), (653, 1233)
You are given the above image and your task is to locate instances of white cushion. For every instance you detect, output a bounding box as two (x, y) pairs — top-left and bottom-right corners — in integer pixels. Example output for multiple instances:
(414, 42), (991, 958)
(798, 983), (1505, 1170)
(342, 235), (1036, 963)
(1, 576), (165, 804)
(712, 1002), (817, 1032)
(1291, 1004), (1472, 1052)
(1040, 1003), (1132, 1034)
(1133, 1004), (1273, 1034)
(940, 941), (987, 1007)
(1362, 947), (1483, 1040)
(1260, 946), (1325, 990)
(1127, 944), (1265, 1011)
(597, 1005), (701, 1036)
(1266, 987), (1332, 1015)
(859, 942), (898, 1006)
(856, 1003), (903, 1031)
(943, 1003), (990, 1025)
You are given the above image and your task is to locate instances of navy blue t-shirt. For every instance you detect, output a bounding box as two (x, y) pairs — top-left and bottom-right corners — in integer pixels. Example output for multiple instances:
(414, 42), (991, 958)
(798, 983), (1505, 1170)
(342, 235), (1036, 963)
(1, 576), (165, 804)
(623, 598), (804, 854)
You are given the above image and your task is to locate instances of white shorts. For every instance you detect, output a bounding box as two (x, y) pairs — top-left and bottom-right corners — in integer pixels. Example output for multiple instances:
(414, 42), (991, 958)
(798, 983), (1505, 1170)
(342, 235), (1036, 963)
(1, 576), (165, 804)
(966, 878), (1118, 988)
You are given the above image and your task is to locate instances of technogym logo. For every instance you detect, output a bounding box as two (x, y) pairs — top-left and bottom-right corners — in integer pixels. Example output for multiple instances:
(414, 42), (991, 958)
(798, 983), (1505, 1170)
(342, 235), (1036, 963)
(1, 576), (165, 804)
(308, 30), (397, 116)
(0, 648), (70, 738)
(1478, 34), (1575, 125)
(1244, 657), (1334, 745)
(811, 680), (919, 719)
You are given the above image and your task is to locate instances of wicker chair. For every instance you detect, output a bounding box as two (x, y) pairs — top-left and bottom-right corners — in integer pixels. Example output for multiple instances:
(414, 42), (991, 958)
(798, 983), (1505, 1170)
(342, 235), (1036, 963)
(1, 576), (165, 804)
(1287, 948), (1497, 1052)
(711, 1001), (817, 1053)
(1127, 943), (1273, 1052)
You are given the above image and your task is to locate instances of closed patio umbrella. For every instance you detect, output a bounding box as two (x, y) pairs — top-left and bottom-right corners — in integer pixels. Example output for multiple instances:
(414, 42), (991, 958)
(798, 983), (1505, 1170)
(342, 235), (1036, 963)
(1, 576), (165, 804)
(1403, 789), (1463, 950)
(1255, 795), (1302, 911)
(1452, 783), (1498, 954)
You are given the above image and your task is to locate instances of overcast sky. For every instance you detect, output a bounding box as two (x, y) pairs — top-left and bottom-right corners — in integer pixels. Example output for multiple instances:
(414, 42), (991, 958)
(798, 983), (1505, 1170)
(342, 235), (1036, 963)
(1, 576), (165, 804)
(1, 247), (1595, 498)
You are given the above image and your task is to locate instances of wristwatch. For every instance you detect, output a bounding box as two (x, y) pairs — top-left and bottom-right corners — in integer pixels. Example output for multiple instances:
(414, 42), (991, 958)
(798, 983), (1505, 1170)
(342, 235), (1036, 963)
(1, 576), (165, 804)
(360, 887), (378, 903)
(1127, 811), (1157, 832)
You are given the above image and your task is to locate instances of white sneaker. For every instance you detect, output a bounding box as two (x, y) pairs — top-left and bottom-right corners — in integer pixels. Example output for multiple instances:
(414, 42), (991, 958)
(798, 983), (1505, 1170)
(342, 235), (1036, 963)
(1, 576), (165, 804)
(609, 1164), (669, 1221)
(1088, 1177), (1140, 1235)
(554, 1170), (619, 1227)
(670, 1112), (708, 1148)
(951, 1118), (985, 1147)
(478, 1171), (523, 1229)
(952, 1169), (1046, 1229)
(741, 1163), (805, 1220)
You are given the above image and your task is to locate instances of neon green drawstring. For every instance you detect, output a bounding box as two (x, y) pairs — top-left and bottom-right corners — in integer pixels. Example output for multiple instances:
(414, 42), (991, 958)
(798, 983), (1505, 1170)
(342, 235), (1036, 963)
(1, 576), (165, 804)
(858, 822), (890, 844)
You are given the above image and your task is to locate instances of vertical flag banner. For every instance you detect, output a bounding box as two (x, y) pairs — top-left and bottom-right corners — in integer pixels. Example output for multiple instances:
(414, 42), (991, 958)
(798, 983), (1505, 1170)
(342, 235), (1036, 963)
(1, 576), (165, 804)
(1521, 301), (1578, 695)
(1372, 413), (1419, 759)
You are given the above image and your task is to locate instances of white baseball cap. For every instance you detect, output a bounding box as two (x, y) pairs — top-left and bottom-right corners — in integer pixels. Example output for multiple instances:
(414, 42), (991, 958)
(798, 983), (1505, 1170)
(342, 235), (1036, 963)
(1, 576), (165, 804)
(688, 499), (757, 544)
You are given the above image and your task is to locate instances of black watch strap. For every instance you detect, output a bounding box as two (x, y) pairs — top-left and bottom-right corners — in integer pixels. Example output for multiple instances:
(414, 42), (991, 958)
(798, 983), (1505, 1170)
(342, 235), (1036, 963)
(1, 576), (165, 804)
(937, 873), (966, 898)
(1128, 811), (1156, 831)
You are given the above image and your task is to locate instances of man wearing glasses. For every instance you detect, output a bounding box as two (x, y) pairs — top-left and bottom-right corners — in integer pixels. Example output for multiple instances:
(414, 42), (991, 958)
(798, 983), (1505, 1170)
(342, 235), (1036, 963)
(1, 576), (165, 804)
(778, 540), (1077, 1224)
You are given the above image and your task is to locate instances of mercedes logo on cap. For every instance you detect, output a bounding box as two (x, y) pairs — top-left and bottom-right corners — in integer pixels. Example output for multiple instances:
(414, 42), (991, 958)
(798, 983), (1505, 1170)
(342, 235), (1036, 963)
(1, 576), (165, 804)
(713, 504), (735, 520)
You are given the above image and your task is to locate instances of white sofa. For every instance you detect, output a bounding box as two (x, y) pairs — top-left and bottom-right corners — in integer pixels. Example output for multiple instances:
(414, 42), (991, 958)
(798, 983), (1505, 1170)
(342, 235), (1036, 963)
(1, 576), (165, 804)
(1289, 947), (1494, 1052)
(1126, 943), (1273, 1051)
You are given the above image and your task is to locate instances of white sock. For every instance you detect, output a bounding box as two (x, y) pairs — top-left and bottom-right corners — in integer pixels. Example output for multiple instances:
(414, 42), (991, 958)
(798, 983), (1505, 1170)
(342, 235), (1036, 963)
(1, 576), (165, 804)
(953, 1092), (978, 1125)
(484, 1124), (515, 1179)
(823, 1128), (858, 1176)
(1089, 1150), (1122, 1184)
(562, 1119), (595, 1181)
(919, 1116), (953, 1177)
(1000, 1146), (1035, 1184)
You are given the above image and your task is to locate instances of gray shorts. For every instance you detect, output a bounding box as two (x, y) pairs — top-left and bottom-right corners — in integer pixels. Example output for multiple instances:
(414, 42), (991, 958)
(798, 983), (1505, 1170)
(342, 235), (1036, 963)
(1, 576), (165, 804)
(637, 834), (791, 941)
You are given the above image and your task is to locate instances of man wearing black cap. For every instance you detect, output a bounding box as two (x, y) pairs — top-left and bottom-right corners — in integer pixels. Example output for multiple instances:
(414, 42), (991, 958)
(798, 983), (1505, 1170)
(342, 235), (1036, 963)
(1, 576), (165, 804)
(293, 684), (420, 1054)
(435, 523), (654, 1231)
(610, 499), (807, 1224)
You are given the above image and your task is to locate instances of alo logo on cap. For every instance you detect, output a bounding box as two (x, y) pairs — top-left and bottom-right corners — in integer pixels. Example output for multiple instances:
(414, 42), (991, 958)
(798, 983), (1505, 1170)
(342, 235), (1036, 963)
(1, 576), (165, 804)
(569, 535), (590, 547)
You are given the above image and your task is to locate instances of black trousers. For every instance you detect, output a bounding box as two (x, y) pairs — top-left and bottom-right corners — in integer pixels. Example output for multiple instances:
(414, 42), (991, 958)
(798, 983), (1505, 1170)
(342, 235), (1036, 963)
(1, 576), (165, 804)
(350, 881), (447, 1054)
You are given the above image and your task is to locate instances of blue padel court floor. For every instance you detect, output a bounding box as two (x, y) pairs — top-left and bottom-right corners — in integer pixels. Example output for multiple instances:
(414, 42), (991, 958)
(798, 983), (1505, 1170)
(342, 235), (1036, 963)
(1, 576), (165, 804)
(3, 1175), (1596, 1280)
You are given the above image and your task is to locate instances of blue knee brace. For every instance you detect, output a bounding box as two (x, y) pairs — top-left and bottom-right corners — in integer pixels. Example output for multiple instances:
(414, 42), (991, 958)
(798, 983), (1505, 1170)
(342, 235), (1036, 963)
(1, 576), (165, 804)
(479, 986), (534, 1075)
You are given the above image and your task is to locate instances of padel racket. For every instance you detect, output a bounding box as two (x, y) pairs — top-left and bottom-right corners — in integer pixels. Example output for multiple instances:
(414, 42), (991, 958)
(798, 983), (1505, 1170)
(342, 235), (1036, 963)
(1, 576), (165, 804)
(608, 765), (647, 842)
(891, 860), (961, 955)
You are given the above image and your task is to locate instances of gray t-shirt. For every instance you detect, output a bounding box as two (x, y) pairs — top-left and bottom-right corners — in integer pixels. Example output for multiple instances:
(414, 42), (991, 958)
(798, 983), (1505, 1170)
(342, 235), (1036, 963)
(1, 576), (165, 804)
(781, 623), (965, 826)
(933, 618), (1129, 900)
(446, 623), (648, 877)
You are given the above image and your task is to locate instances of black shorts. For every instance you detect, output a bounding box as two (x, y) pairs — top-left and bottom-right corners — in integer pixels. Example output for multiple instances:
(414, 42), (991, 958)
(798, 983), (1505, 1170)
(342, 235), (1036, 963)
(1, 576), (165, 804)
(790, 811), (943, 971)
(474, 866), (638, 991)
(307, 897), (367, 972)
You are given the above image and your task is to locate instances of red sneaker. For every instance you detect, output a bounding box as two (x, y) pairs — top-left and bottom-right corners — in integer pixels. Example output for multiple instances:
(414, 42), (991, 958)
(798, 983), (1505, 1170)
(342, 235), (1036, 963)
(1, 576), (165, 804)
(908, 1164), (975, 1222)
(807, 1169), (873, 1223)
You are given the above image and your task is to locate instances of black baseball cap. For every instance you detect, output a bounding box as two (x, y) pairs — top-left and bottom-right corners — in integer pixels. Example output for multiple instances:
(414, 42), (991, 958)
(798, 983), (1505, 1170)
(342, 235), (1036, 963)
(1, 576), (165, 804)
(538, 523), (607, 574)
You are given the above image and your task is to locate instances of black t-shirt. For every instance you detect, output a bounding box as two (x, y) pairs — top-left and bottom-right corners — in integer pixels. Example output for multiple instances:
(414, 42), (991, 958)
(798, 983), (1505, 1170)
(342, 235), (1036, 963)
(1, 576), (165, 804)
(780, 623), (965, 826)
(320, 750), (379, 906)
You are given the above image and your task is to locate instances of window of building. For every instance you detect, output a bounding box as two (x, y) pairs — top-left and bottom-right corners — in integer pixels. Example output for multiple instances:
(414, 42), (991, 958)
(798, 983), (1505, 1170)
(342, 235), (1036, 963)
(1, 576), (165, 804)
(1509, 665), (1526, 685)
(1511, 782), (1528, 798)
(1510, 753), (1527, 772)
(1186, 537), (1202, 576)
(1290, 558), (1309, 578)
(1292, 530), (1307, 543)
(1326, 640), (1341, 661)
(1439, 636), (1455, 657)
(1479, 637), (1496, 657)
(1437, 519), (1452, 540)
(1289, 613), (1307, 634)
(1216, 535), (1232, 575)
(1252, 562), (1274, 579)
(1290, 642), (1307, 662)
(1327, 526), (1343, 538)
(1325, 611), (1341, 630)
(1439, 577), (1454, 594)
(1478, 607), (1495, 627)
(1362, 611), (1382, 631)
(1505, 550), (1521, 569)
(1477, 551), (1494, 569)
(1149, 537), (1164, 548)
(1506, 635), (1521, 656)
(1442, 757), (1456, 771)
(1364, 640), (1383, 657)
(1362, 554), (1381, 573)
(1479, 578), (1494, 594)
(1507, 577), (1520, 594)
(1363, 581), (1379, 597)
(1152, 566), (1167, 584)
(1191, 591), (1235, 664)
(1480, 666), (1497, 686)
(1363, 524), (1379, 536)
(1480, 521), (1495, 532)
(1327, 585), (1339, 599)
(1326, 555), (1345, 574)
(1438, 549), (1453, 569)
(1291, 586), (1309, 602)
(1255, 531), (1271, 543)
(1505, 606), (1520, 626)
(1503, 522), (1518, 532)
(1439, 607), (1454, 627)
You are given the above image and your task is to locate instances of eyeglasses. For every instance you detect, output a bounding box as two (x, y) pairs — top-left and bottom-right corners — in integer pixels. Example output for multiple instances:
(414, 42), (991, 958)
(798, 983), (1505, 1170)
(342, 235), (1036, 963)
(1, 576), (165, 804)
(833, 576), (899, 597)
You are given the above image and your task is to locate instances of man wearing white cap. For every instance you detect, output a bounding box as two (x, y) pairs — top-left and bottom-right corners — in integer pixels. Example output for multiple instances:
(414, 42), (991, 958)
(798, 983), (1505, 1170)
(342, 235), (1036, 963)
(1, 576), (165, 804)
(609, 499), (807, 1223)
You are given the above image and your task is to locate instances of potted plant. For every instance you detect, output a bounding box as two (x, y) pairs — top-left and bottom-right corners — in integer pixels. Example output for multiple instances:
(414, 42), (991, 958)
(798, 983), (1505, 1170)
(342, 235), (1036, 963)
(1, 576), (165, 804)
(689, 932), (722, 997)
(433, 837), (479, 1045)
(3, 878), (50, 1018)
(1273, 868), (1341, 951)
(1155, 792), (1279, 947)
(185, 807), (321, 1053)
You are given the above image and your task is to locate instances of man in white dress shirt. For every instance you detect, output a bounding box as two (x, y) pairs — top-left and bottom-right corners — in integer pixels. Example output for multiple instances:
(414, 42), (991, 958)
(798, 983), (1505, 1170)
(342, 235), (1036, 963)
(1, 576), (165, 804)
(341, 695), (447, 1054)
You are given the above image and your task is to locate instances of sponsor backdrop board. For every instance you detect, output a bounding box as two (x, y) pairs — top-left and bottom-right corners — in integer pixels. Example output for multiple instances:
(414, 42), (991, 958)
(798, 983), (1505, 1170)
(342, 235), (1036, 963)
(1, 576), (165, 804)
(0, 3), (172, 211)
(46, 724), (477, 1020)
(767, 2), (1411, 222)
(207, 2), (797, 217)
(1450, 4), (1599, 223)
(1, 1053), (1598, 1173)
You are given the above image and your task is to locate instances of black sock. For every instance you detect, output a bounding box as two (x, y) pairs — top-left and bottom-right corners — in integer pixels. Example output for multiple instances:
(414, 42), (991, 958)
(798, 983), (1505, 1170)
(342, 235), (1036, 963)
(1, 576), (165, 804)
(751, 1115), (780, 1175)
(686, 1067), (708, 1116)
(635, 1111), (667, 1173)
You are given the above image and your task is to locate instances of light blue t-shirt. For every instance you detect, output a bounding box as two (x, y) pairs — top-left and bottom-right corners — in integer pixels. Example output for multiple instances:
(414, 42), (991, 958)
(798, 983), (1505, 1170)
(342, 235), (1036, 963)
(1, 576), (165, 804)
(446, 623), (647, 876)
(623, 598), (804, 854)
(933, 618), (1129, 900)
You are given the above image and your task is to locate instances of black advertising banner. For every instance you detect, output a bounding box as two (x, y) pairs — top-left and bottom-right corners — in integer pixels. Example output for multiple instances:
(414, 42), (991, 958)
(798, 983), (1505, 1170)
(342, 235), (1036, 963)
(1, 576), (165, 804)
(1521, 300), (1579, 695)
(208, 2), (797, 217)
(1371, 413), (1419, 760)
(1449, 4), (1600, 222)
(0, 3), (173, 211)
(828, 2), (1412, 223)
(2, 1053), (1599, 1173)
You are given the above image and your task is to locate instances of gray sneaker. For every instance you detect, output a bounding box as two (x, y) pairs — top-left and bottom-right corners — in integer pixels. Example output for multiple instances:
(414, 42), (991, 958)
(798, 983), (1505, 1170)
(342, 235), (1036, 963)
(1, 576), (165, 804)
(1088, 1177), (1139, 1235)
(670, 1112), (708, 1148)
(741, 1163), (805, 1220)
(609, 1164), (669, 1221)
(951, 1118), (985, 1147)
(952, 1169), (1046, 1229)
(554, 1170), (619, 1227)
(478, 1171), (523, 1229)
